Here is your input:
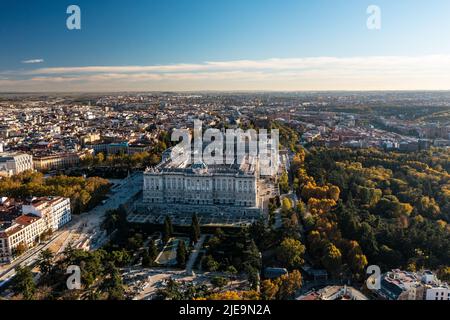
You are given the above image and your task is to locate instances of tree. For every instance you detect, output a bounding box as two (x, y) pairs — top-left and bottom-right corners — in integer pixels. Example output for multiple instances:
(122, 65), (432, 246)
(176, 240), (187, 268)
(281, 197), (293, 211)
(207, 290), (260, 300)
(211, 276), (228, 288)
(328, 185), (341, 202)
(417, 196), (441, 218)
(163, 216), (174, 244)
(127, 233), (144, 251)
(296, 200), (307, 217)
(190, 214), (201, 245)
(95, 152), (105, 165)
(377, 245), (402, 269)
(298, 147), (450, 273)
(208, 291), (242, 300)
(225, 265), (238, 278)
(375, 196), (411, 218)
(102, 263), (125, 300)
(14, 242), (27, 257)
(243, 240), (263, 271)
(203, 255), (220, 272)
(241, 290), (261, 300)
(261, 279), (279, 300)
(276, 270), (302, 300)
(12, 266), (36, 300)
(245, 265), (260, 291)
(307, 198), (337, 215)
(277, 238), (305, 269)
(280, 211), (301, 240)
(321, 243), (342, 277)
(148, 240), (158, 261)
(141, 250), (152, 268)
(157, 278), (182, 300)
(110, 249), (131, 267)
(346, 241), (368, 276)
(37, 249), (54, 276)
(279, 171), (290, 194)
(438, 267), (450, 282)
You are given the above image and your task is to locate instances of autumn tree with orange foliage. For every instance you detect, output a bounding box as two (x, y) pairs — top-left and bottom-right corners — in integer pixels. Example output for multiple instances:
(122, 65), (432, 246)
(207, 291), (261, 300)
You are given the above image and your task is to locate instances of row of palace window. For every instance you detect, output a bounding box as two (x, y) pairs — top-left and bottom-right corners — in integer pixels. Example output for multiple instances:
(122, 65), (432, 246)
(145, 197), (255, 207)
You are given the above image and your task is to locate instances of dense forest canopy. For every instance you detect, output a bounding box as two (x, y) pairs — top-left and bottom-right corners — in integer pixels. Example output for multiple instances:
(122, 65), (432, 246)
(292, 147), (450, 273)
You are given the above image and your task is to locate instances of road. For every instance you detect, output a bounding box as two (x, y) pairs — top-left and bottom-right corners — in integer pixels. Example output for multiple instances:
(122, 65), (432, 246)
(0, 232), (67, 288)
(185, 235), (206, 275)
(0, 172), (143, 289)
(62, 171), (142, 251)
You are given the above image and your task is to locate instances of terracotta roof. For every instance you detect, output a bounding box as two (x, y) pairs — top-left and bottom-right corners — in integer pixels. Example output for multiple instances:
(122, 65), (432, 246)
(15, 215), (39, 226)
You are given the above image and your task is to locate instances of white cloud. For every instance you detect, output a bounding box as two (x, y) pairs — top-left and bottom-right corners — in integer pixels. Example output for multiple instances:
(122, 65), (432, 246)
(3, 55), (450, 91)
(21, 59), (44, 64)
(23, 55), (450, 75)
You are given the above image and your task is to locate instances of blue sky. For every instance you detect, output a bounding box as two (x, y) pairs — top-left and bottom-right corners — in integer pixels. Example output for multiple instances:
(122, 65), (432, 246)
(1, 0), (450, 91)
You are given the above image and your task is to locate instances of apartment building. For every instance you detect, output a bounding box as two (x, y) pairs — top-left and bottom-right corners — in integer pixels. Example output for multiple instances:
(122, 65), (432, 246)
(33, 152), (81, 171)
(0, 197), (71, 264)
(0, 215), (47, 264)
(0, 152), (33, 176)
(376, 269), (450, 300)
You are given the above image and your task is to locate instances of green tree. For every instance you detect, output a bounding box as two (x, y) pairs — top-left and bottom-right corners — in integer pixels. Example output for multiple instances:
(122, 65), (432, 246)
(190, 213), (201, 245)
(127, 233), (144, 251)
(279, 171), (290, 194)
(203, 255), (220, 272)
(110, 249), (131, 267)
(281, 197), (293, 211)
(347, 241), (368, 275)
(245, 265), (260, 291)
(142, 250), (152, 268)
(438, 267), (450, 282)
(225, 265), (238, 277)
(12, 266), (36, 300)
(277, 238), (305, 269)
(163, 216), (174, 244)
(103, 263), (125, 300)
(37, 249), (54, 276)
(321, 243), (342, 277)
(176, 240), (188, 268)
(148, 240), (158, 261)
(211, 276), (228, 288)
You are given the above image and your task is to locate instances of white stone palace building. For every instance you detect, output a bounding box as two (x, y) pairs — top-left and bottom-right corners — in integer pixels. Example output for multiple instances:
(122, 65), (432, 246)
(143, 152), (261, 218)
(144, 159), (258, 206)
(138, 129), (281, 225)
(142, 146), (281, 223)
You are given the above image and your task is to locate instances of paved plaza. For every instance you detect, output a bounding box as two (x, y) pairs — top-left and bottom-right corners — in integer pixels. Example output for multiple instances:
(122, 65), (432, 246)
(128, 211), (258, 227)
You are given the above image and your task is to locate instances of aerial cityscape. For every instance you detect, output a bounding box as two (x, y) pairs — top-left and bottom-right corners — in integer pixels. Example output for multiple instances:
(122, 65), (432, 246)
(0, 0), (449, 311)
